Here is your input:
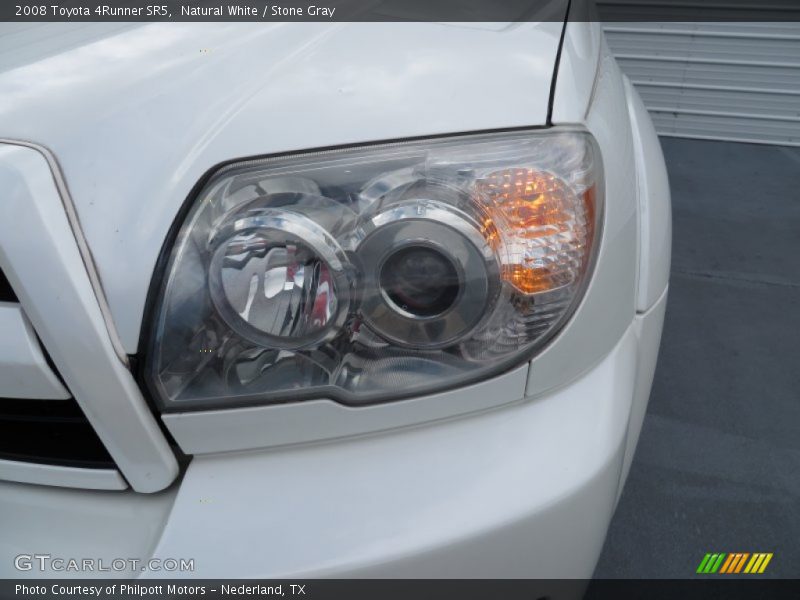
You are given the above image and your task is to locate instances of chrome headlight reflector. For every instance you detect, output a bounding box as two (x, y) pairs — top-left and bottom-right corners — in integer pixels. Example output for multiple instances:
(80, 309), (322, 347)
(145, 130), (603, 410)
(356, 200), (499, 349)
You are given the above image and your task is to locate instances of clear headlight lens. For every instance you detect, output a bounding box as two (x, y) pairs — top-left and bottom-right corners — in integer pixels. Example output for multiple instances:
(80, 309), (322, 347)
(145, 130), (602, 410)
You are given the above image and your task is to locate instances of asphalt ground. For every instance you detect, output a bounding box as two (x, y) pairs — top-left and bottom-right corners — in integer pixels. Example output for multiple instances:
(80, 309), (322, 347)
(594, 138), (800, 578)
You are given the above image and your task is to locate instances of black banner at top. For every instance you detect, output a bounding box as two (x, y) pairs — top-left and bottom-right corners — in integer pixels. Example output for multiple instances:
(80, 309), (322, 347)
(3, 0), (800, 22)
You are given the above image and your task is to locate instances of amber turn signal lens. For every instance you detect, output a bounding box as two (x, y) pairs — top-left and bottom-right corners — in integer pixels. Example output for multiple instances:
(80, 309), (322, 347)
(476, 168), (595, 295)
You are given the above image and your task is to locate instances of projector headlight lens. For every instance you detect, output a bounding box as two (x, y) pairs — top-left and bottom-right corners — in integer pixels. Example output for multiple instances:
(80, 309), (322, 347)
(145, 130), (602, 410)
(380, 245), (460, 318)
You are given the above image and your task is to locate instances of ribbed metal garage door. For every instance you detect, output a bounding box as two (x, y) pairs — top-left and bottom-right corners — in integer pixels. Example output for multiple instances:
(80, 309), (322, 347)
(602, 21), (800, 146)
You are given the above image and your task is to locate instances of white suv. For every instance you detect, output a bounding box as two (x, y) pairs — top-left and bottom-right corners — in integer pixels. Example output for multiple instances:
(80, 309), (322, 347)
(0, 18), (670, 578)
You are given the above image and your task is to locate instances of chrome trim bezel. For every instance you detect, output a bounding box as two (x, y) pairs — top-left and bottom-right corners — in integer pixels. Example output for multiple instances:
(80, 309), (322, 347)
(356, 200), (500, 349)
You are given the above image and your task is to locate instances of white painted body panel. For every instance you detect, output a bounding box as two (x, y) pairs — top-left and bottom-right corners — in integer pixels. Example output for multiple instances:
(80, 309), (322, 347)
(625, 77), (673, 312)
(0, 458), (126, 491)
(0, 479), (176, 578)
(0, 21), (671, 578)
(551, 21), (605, 123)
(0, 303), (69, 400)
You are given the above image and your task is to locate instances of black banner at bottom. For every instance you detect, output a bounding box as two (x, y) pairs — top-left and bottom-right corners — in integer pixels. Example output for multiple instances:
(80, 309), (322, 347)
(2, 580), (800, 600)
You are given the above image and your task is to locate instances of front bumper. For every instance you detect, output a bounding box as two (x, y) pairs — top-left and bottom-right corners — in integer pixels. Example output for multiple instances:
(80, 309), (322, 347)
(154, 289), (665, 579)
(0, 286), (665, 579)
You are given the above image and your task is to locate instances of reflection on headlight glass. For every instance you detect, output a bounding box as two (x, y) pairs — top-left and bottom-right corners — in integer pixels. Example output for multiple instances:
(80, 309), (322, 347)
(146, 130), (603, 410)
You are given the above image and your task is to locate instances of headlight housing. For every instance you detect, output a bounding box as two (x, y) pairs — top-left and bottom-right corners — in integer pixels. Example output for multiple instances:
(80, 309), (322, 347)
(145, 130), (603, 410)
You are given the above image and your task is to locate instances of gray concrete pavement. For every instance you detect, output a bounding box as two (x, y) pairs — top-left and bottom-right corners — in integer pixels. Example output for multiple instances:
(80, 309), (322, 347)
(594, 138), (800, 578)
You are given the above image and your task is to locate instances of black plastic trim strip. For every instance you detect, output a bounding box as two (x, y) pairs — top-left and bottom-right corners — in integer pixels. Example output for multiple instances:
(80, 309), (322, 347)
(547, 0), (573, 126)
(0, 397), (116, 469)
(0, 268), (17, 303)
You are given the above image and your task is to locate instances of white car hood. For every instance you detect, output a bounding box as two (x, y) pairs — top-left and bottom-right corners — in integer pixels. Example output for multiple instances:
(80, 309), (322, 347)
(0, 22), (565, 352)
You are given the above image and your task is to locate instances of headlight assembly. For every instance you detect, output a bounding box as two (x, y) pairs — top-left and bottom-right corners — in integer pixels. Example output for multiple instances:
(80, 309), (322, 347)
(145, 130), (603, 410)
